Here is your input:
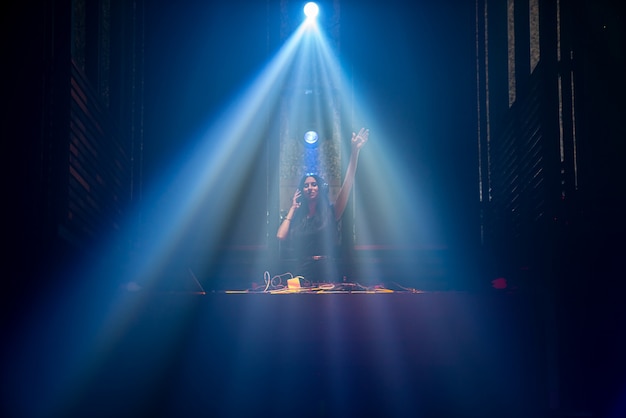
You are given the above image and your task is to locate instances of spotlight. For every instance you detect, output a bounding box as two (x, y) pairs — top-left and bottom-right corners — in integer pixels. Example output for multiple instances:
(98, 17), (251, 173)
(304, 130), (319, 146)
(304, 2), (319, 20)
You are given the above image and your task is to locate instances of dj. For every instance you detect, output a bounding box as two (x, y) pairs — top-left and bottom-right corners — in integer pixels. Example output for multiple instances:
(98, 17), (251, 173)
(276, 128), (369, 284)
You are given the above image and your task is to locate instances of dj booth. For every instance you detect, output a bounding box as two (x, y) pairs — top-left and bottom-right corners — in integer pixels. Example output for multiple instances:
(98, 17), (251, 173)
(60, 287), (548, 418)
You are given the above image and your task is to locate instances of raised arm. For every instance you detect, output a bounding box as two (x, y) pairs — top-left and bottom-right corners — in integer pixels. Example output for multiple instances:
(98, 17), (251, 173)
(334, 128), (369, 221)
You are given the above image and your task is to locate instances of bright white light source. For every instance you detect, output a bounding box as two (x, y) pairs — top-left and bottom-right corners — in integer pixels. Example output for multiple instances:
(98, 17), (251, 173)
(304, 130), (319, 145)
(304, 2), (319, 19)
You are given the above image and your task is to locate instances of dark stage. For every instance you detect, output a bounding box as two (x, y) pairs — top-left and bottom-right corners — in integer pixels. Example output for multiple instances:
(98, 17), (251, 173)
(3, 288), (551, 418)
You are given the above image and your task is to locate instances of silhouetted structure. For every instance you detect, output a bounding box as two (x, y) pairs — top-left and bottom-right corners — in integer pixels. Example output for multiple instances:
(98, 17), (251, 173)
(475, 0), (625, 415)
(5, 0), (145, 299)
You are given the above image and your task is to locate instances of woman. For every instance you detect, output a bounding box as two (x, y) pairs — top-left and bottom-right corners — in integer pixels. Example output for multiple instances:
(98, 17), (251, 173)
(277, 128), (369, 284)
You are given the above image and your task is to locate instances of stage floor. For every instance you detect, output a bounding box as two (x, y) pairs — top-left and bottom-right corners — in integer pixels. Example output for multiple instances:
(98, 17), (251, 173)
(3, 289), (550, 418)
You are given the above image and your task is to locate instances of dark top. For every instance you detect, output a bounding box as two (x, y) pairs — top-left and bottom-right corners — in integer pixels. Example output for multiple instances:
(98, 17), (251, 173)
(287, 203), (339, 260)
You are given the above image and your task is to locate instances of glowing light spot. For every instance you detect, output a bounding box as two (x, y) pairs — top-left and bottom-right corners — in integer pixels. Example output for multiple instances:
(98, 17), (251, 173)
(304, 2), (319, 20)
(304, 130), (319, 146)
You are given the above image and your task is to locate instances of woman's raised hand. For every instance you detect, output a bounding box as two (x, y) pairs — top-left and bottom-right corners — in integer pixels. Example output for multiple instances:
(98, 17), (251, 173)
(352, 128), (369, 151)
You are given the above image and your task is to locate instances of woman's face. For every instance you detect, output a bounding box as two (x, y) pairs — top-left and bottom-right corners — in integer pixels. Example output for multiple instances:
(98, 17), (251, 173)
(302, 176), (319, 200)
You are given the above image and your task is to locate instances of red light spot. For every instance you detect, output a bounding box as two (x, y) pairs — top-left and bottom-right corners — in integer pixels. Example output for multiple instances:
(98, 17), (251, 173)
(491, 277), (507, 289)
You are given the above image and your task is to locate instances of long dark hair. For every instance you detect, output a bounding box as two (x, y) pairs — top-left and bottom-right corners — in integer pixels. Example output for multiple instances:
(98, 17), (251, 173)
(293, 173), (332, 225)
(288, 173), (339, 258)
